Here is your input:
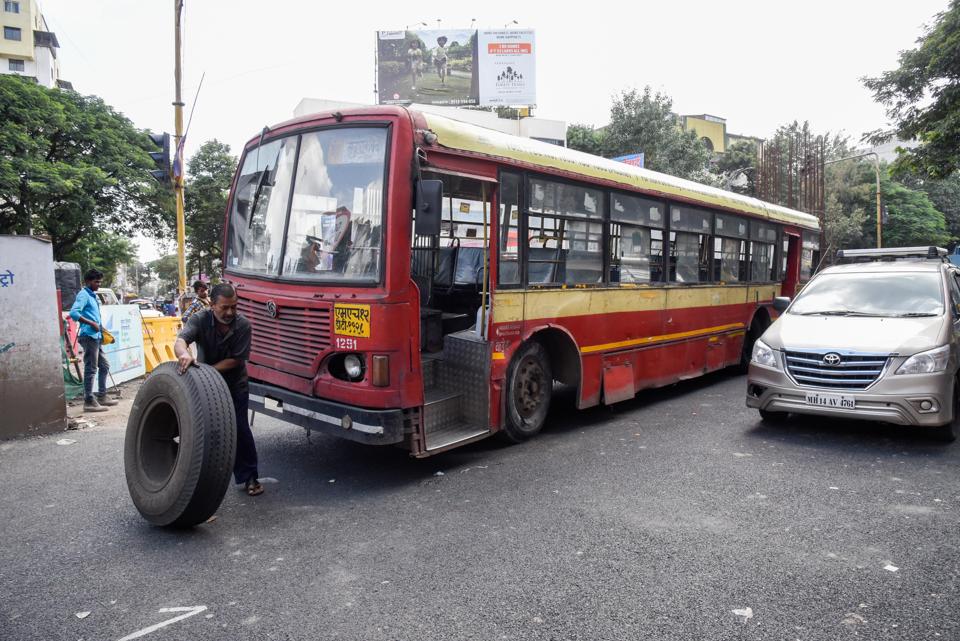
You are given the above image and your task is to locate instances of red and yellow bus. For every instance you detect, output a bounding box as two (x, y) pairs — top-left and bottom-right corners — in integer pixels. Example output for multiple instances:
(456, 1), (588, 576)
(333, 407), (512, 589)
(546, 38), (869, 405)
(224, 106), (820, 456)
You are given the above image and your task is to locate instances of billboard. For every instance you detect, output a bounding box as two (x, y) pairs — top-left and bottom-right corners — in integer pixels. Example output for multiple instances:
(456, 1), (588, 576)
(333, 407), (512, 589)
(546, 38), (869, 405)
(377, 29), (479, 106)
(377, 28), (536, 107)
(478, 30), (536, 106)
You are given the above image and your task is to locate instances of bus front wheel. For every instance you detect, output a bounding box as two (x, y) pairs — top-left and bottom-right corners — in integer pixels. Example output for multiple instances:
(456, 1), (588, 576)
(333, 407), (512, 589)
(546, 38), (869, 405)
(502, 341), (553, 443)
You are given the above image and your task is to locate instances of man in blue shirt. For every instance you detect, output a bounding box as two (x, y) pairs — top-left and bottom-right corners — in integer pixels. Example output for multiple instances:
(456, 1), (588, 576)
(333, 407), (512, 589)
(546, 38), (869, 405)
(69, 269), (118, 412)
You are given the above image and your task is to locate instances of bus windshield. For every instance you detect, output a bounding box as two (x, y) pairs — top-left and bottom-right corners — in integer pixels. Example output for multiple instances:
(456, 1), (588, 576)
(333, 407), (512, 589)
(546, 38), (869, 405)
(226, 127), (388, 284)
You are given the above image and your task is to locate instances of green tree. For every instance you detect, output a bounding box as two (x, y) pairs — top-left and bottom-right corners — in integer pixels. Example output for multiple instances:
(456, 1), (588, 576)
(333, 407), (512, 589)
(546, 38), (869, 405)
(824, 160), (870, 250)
(148, 254), (180, 296)
(124, 260), (153, 293)
(862, 1), (960, 178)
(0, 76), (173, 258)
(184, 140), (236, 280)
(713, 139), (759, 195)
(880, 179), (952, 247)
(62, 231), (137, 287)
(825, 160), (950, 248)
(899, 173), (960, 247)
(566, 123), (605, 157)
(599, 87), (711, 180)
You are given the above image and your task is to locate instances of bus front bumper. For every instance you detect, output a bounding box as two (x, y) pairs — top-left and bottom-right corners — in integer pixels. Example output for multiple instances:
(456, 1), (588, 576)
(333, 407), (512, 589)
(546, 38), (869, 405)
(249, 382), (407, 445)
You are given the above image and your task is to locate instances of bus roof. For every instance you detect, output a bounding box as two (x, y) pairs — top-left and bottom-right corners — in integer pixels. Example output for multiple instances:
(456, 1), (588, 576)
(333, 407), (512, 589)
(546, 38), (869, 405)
(418, 110), (820, 231)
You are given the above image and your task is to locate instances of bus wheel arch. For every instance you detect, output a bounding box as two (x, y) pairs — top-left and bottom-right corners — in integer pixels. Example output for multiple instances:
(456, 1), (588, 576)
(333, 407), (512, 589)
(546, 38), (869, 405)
(740, 308), (772, 371)
(501, 327), (579, 443)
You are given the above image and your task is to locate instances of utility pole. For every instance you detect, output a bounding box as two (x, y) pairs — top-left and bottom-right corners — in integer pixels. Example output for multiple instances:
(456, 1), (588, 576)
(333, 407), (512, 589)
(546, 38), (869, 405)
(173, 0), (187, 296)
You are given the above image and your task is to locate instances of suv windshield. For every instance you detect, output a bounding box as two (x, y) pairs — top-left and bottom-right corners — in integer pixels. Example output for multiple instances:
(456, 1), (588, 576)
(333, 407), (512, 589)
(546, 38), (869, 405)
(227, 127), (388, 284)
(790, 271), (944, 317)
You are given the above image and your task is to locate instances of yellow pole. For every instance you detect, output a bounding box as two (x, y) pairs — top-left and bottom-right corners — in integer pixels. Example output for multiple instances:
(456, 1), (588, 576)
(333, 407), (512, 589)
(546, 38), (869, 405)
(480, 183), (488, 332)
(873, 154), (882, 248)
(174, 0), (186, 296)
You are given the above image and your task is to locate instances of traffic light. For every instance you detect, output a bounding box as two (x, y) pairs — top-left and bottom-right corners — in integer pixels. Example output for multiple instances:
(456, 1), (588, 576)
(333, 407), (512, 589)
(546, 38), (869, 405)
(148, 132), (171, 184)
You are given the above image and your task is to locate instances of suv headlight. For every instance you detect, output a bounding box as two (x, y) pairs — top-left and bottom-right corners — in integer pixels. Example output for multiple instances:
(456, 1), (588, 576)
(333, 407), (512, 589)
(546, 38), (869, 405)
(895, 345), (950, 375)
(751, 339), (779, 369)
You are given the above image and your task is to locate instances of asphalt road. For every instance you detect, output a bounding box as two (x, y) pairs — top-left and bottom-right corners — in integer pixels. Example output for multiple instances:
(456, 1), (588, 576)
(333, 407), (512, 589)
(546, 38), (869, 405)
(1, 371), (958, 641)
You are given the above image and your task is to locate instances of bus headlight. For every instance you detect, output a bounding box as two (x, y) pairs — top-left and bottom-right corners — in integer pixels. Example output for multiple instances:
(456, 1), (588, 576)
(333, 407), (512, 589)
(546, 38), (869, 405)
(896, 345), (950, 375)
(751, 340), (779, 369)
(344, 354), (364, 380)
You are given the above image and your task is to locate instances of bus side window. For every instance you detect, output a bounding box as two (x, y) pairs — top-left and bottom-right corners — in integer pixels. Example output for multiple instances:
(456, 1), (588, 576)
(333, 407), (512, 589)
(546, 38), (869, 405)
(669, 205), (712, 283)
(527, 178), (604, 286)
(498, 172), (521, 286)
(714, 213), (748, 282)
(749, 222), (778, 282)
(609, 192), (665, 284)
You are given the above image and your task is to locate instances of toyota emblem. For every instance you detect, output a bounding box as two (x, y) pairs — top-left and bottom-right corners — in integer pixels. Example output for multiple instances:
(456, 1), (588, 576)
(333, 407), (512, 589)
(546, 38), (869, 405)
(822, 353), (842, 367)
(266, 301), (278, 318)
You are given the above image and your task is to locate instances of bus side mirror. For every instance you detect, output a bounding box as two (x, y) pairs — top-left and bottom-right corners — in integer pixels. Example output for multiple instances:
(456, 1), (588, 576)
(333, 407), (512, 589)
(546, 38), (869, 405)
(415, 179), (443, 236)
(773, 297), (791, 313)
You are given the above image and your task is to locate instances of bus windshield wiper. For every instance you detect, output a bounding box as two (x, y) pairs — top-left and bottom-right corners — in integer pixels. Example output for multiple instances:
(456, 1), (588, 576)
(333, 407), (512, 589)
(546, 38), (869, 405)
(892, 312), (940, 317)
(246, 168), (271, 229)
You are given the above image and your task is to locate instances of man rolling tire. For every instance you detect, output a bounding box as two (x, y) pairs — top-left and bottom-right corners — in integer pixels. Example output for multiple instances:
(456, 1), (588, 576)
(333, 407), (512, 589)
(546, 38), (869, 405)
(174, 283), (263, 497)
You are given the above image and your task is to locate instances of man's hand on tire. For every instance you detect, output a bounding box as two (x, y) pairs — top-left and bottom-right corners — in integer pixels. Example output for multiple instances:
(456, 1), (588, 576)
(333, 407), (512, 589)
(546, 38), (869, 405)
(177, 352), (195, 375)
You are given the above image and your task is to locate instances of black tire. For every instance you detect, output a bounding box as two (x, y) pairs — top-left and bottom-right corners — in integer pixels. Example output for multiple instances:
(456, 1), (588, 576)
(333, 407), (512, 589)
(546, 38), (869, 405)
(501, 341), (552, 443)
(929, 379), (959, 443)
(124, 362), (237, 527)
(759, 408), (788, 423)
(736, 316), (767, 374)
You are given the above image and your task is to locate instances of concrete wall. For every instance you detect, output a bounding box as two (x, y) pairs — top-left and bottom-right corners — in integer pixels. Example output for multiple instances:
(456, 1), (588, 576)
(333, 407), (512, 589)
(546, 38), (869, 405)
(0, 235), (67, 438)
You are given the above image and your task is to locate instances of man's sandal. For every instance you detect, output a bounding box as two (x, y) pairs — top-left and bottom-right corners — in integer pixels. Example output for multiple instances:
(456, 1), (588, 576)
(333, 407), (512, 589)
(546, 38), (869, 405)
(244, 479), (264, 496)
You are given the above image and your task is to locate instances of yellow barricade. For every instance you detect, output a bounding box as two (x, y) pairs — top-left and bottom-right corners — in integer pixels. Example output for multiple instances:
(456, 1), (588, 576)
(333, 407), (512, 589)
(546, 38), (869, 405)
(142, 317), (182, 373)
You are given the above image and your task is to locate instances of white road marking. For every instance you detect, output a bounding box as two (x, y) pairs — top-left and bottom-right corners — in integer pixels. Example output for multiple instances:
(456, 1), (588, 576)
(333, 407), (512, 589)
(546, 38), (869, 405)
(116, 606), (208, 641)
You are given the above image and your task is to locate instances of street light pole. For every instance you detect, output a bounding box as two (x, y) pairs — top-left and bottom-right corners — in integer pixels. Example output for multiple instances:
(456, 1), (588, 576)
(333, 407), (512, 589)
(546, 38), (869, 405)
(825, 151), (882, 248)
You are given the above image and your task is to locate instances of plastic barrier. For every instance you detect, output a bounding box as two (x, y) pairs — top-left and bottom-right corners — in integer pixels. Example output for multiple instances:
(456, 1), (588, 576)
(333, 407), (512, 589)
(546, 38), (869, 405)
(142, 316), (182, 373)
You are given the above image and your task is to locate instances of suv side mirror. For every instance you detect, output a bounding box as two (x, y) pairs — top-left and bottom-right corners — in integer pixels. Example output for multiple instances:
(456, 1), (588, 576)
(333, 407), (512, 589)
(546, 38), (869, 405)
(773, 297), (791, 313)
(415, 179), (443, 236)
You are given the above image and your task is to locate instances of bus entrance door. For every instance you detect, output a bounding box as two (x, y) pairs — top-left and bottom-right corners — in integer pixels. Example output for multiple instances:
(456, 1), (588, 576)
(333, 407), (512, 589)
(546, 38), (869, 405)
(413, 173), (495, 455)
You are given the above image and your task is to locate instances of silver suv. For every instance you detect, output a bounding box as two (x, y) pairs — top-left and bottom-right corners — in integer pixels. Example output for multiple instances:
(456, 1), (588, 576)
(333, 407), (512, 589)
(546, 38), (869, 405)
(746, 247), (959, 441)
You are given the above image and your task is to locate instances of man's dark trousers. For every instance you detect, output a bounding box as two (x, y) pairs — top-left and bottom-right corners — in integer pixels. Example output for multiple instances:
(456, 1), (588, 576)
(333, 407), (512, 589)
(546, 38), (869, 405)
(79, 336), (109, 401)
(232, 389), (258, 484)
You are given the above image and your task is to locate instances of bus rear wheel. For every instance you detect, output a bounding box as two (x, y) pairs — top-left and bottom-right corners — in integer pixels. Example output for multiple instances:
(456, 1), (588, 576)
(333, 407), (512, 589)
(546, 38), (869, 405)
(502, 341), (552, 443)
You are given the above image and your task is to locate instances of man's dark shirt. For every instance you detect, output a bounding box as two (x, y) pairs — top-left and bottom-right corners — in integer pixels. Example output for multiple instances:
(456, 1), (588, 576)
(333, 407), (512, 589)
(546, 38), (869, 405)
(177, 310), (252, 394)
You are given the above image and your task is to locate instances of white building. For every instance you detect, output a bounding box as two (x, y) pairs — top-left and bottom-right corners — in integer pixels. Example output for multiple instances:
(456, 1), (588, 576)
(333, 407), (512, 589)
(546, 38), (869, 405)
(0, 0), (71, 89)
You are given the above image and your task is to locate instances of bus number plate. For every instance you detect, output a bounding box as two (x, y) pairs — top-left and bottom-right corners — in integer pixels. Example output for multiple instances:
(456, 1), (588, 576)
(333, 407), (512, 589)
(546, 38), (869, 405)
(334, 304), (371, 338)
(804, 392), (855, 409)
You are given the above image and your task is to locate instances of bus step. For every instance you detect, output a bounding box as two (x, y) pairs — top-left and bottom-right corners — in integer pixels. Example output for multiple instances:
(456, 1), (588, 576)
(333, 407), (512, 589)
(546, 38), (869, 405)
(425, 423), (490, 452)
(423, 389), (462, 434)
(421, 354), (443, 392)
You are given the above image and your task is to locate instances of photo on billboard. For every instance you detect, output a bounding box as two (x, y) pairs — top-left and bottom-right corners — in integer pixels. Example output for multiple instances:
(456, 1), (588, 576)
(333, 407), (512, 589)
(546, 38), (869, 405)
(377, 29), (479, 106)
(478, 30), (536, 106)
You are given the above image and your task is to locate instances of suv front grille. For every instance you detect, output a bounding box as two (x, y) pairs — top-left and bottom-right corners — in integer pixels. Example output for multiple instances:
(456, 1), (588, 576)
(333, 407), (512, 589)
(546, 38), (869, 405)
(783, 350), (889, 390)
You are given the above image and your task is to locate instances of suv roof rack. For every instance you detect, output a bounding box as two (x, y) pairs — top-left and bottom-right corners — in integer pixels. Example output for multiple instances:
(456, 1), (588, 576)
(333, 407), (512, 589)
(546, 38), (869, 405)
(835, 246), (948, 262)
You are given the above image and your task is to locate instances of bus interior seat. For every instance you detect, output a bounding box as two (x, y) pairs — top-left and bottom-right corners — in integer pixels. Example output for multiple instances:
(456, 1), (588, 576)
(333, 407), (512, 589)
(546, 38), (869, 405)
(433, 246), (457, 289)
(528, 247), (566, 284)
(453, 247), (484, 288)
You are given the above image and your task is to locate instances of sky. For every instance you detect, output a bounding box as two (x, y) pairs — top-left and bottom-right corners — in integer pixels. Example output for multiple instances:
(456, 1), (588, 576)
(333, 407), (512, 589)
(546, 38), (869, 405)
(38, 0), (949, 260)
